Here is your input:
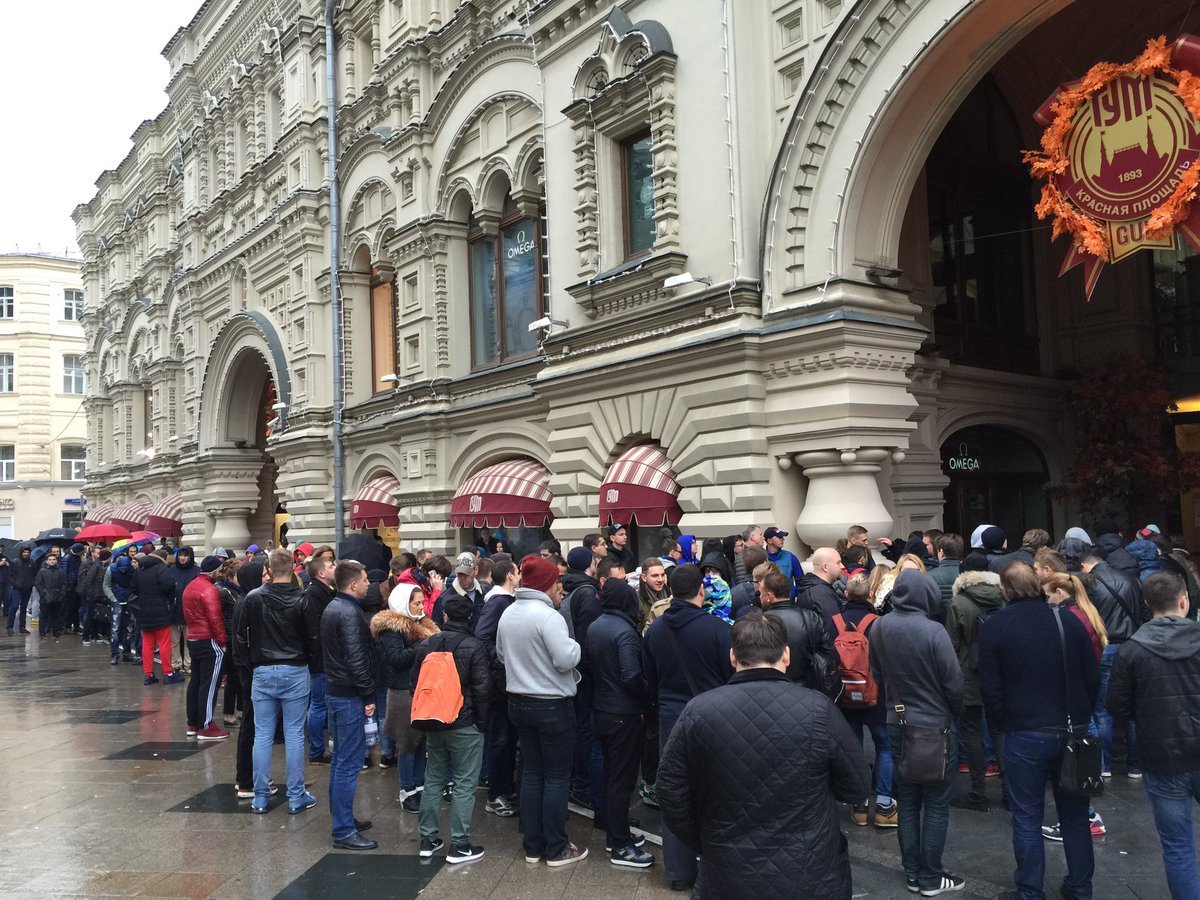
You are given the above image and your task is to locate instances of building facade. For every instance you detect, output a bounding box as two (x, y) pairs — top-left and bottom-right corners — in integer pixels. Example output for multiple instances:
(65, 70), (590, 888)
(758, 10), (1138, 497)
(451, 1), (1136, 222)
(73, 0), (1200, 558)
(0, 255), (89, 538)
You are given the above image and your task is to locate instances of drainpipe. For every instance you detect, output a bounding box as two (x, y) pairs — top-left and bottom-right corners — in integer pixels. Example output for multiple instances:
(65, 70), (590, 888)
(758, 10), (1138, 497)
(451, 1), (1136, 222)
(325, 0), (345, 546)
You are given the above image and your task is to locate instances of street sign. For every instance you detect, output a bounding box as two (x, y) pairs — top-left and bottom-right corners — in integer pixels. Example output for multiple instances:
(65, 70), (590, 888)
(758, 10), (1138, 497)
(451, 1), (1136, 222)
(64, 498), (85, 506)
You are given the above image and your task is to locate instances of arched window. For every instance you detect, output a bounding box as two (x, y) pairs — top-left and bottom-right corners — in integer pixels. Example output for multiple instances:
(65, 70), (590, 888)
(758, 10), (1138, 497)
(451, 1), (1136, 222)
(466, 189), (545, 369)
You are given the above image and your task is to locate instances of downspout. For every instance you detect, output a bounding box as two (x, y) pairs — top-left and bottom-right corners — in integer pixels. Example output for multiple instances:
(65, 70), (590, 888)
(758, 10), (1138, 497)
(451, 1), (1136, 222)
(325, 0), (345, 546)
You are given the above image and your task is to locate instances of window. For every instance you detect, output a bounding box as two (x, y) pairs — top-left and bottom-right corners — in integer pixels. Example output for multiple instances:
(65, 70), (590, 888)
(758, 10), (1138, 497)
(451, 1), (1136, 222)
(61, 445), (85, 481)
(622, 132), (655, 257)
(370, 270), (396, 393)
(0, 354), (12, 393)
(468, 204), (545, 369)
(64, 289), (84, 321)
(63, 354), (85, 394)
(0, 286), (12, 319)
(0, 446), (13, 482)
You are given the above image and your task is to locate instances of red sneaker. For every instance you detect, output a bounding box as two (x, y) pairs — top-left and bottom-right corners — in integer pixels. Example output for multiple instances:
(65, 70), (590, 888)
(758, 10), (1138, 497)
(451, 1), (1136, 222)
(985, 764), (1001, 777)
(957, 763), (970, 774)
(197, 724), (230, 742)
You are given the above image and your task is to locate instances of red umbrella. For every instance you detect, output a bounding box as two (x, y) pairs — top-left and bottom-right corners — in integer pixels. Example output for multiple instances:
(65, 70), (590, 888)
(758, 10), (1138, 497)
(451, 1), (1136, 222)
(129, 530), (162, 543)
(75, 523), (133, 543)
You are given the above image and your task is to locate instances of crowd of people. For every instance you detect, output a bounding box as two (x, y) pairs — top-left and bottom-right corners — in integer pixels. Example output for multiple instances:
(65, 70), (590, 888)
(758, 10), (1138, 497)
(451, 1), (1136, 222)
(4, 520), (1200, 899)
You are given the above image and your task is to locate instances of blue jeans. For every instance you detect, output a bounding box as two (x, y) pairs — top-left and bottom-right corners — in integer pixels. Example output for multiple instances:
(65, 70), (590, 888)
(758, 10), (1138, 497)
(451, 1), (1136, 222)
(1005, 730), (1093, 899)
(375, 686), (396, 757)
(1142, 770), (1200, 900)
(889, 724), (956, 890)
(251, 665), (311, 807)
(327, 694), (367, 840)
(1094, 642), (1138, 773)
(307, 673), (328, 759)
(509, 694), (575, 860)
(572, 686), (606, 820)
(400, 740), (427, 793)
(110, 603), (135, 658)
(850, 720), (894, 804)
(7, 587), (29, 632)
(485, 693), (517, 800)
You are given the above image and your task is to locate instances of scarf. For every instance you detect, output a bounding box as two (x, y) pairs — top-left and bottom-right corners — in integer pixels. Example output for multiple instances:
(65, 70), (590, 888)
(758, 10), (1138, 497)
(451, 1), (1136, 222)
(703, 573), (733, 624)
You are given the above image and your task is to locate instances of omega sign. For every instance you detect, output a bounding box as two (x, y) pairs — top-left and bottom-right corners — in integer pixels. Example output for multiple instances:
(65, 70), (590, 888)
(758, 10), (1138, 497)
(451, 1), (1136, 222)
(946, 443), (981, 472)
(507, 230), (535, 259)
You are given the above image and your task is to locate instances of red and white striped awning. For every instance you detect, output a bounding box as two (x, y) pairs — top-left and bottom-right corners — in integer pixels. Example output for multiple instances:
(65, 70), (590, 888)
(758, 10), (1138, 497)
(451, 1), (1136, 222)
(83, 503), (114, 527)
(599, 445), (683, 527)
(450, 460), (554, 528)
(350, 475), (403, 529)
(110, 498), (154, 531)
(146, 494), (183, 538)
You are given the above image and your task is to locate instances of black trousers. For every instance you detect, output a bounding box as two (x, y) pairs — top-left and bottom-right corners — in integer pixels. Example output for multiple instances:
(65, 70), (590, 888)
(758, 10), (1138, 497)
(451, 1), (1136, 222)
(595, 710), (643, 849)
(185, 639), (222, 729)
(642, 702), (659, 785)
(236, 665), (255, 787)
(40, 601), (63, 636)
(961, 703), (1004, 799)
(222, 654), (242, 716)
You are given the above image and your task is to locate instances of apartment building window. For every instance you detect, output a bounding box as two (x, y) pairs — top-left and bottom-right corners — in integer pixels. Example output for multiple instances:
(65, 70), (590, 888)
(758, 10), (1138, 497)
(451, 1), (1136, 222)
(468, 199), (545, 369)
(0, 354), (12, 393)
(60, 445), (86, 481)
(622, 132), (655, 258)
(0, 287), (12, 319)
(63, 354), (85, 395)
(64, 289), (84, 321)
(0, 446), (13, 482)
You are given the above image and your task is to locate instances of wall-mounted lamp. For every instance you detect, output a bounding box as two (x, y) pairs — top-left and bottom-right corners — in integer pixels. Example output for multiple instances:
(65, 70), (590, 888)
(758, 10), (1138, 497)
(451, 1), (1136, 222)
(663, 272), (713, 290)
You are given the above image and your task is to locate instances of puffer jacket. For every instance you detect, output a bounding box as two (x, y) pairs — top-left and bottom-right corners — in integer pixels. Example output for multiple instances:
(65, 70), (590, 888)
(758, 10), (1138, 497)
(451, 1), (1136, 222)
(132, 556), (176, 629)
(372, 607), (439, 691)
(322, 591), (375, 700)
(215, 579), (242, 644)
(1094, 532), (1140, 579)
(1125, 539), (1160, 581)
(410, 621), (492, 730)
(34, 564), (67, 606)
(1084, 561), (1143, 643)
(945, 570), (1006, 706)
(182, 575), (226, 644)
(657, 668), (870, 900)
(764, 599), (839, 697)
(1107, 616), (1200, 774)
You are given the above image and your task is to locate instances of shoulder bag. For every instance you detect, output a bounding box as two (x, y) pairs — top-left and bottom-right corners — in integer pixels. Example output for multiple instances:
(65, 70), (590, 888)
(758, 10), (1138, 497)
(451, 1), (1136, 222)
(877, 627), (951, 785)
(1052, 607), (1105, 798)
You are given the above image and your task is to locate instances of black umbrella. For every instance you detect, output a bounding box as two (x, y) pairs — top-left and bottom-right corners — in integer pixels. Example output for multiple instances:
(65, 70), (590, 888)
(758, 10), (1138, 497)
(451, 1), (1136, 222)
(336, 534), (385, 573)
(35, 527), (78, 546)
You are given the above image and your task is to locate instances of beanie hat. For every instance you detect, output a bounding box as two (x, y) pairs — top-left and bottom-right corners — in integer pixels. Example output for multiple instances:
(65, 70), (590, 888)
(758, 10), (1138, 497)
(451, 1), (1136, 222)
(521, 555), (559, 594)
(969, 524), (995, 550)
(567, 546), (593, 571)
(1094, 520), (1119, 539)
(444, 593), (474, 622)
(247, 544), (261, 554)
(200, 555), (223, 574)
(71, 542), (85, 553)
(98, 549), (112, 562)
(960, 551), (990, 572)
(981, 526), (1006, 552)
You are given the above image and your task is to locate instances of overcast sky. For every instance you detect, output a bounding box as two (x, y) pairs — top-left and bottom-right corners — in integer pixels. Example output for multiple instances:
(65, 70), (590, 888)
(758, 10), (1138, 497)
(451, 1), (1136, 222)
(0, 1), (200, 257)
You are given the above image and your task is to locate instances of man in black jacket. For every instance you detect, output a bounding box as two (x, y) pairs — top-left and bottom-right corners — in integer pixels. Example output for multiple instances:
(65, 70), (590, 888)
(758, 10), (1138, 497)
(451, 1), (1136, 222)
(644, 564), (734, 891)
(303, 555), (337, 764)
(1081, 551), (1143, 776)
(412, 593), (491, 864)
(238, 549), (320, 818)
(474, 557), (520, 816)
(9, 547), (36, 635)
(1107, 572), (1200, 898)
(34, 553), (67, 638)
(587, 579), (653, 869)
(606, 524), (637, 573)
(320, 559), (378, 850)
(134, 554), (183, 685)
(795, 547), (843, 638)
(658, 611), (870, 900)
(978, 562), (1099, 900)
(761, 571), (839, 698)
(560, 546), (605, 813)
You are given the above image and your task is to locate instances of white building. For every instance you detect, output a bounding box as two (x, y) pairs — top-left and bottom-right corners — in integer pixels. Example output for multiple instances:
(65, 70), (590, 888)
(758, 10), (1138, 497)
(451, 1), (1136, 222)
(73, 0), (1200, 558)
(0, 255), (88, 538)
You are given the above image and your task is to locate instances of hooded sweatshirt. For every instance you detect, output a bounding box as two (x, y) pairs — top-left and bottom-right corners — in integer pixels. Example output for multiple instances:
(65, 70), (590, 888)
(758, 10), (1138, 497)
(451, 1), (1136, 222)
(1125, 539), (1161, 581)
(496, 587), (580, 699)
(1107, 616), (1200, 774)
(945, 570), (1006, 706)
(644, 598), (735, 722)
(868, 570), (964, 728)
(171, 547), (200, 625)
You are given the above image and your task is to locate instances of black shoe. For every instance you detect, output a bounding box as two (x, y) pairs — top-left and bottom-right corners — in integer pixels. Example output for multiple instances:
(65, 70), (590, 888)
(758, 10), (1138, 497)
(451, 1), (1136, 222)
(19, 629), (30, 635)
(362, 757), (371, 771)
(907, 877), (921, 893)
(308, 753), (332, 765)
(950, 794), (990, 812)
(920, 874), (965, 896)
(419, 837), (445, 858)
(446, 843), (485, 864)
(670, 882), (695, 892)
(402, 795), (421, 814)
(355, 818), (372, 832)
(611, 844), (654, 868)
(569, 790), (593, 809)
(378, 754), (397, 769)
(333, 833), (378, 851)
(1060, 887), (1080, 900)
(605, 833), (646, 851)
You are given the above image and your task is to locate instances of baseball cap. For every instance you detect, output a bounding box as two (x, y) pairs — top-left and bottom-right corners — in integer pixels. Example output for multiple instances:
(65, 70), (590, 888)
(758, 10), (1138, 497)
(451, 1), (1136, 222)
(213, 547), (231, 560)
(1138, 524), (1162, 539)
(200, 555), (223, 573)
(763, 527), (788, 541)
(454, 561), (475, 576)
(606, 524), (626, 536)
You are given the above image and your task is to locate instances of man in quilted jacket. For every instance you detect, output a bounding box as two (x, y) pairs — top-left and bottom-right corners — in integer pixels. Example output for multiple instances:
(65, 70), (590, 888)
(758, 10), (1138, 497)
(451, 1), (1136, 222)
(657, 610), (869, 899)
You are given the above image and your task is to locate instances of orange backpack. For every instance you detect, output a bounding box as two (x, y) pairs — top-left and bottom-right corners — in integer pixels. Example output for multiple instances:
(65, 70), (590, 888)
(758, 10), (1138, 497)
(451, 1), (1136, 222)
(833, 613), (879, 709)
(410, 637), (464, 730)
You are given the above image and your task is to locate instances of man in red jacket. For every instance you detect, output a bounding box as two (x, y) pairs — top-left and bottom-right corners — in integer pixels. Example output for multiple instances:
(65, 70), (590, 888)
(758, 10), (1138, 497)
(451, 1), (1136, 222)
(184, 556), (230, 741)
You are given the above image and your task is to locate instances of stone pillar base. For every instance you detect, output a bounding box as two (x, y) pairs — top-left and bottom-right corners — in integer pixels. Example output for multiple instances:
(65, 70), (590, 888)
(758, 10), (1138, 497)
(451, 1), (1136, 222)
(793, 448), (897, 550)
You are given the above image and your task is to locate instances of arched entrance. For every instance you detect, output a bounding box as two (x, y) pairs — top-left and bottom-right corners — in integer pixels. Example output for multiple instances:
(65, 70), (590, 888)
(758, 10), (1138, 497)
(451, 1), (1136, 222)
(941, 426), (1052, 542)
(197, 313), (291, 550)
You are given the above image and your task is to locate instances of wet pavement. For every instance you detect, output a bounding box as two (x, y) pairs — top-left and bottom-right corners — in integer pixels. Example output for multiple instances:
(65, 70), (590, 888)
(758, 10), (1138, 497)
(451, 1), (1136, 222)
(0, 635), (1188, 898)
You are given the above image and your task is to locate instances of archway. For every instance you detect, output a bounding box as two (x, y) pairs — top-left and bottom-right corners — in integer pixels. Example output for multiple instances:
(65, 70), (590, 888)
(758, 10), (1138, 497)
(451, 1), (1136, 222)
(940, 426), (1051, 544)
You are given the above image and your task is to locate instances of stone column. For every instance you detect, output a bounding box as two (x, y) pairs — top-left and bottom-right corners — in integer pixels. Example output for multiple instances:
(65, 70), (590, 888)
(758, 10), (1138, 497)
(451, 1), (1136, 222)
(791, 448), (900, 549)
(191, 450), (269, 554)
(210, 506), (254, 550)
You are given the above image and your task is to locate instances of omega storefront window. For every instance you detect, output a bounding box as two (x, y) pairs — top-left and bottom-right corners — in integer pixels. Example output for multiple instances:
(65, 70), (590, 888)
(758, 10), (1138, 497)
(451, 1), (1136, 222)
(941, 426), (1052, 542)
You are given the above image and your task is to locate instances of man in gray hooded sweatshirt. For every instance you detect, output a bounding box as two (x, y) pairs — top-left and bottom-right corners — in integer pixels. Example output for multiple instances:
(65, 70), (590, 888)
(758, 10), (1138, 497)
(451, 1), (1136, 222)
(1107, 572), (1200, 898)
(869, 570), (965, 897)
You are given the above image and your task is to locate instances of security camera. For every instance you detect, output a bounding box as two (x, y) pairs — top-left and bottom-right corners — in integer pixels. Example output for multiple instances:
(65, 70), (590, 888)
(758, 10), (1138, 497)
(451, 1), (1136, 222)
(663, 272), (713, 290)
(379, 374), (399, 384)
(527, 316), (569, 333)
(266, 416), (281, 430)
